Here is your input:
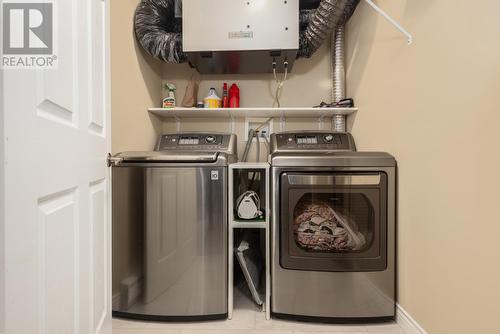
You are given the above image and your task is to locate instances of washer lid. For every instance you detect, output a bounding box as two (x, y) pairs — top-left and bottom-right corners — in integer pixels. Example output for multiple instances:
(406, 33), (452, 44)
(110, 132), (238, 167)
(113, 151), (220, 164)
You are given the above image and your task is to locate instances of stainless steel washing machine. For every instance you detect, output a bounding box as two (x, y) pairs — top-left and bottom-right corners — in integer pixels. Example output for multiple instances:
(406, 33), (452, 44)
(270, 131), (396, 322)
(110, 133), (237, 321)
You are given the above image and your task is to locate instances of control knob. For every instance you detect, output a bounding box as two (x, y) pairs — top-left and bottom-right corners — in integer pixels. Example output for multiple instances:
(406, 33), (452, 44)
(205, 135), (216, 144)
(324, 134), (335, 143)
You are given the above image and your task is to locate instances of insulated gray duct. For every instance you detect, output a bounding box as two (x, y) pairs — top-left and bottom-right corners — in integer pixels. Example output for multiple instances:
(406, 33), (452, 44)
(299, 9), (316, 29)
(134, 0), (186, 63)
(298, 0), (360, 58)
(135, 0), (359, 65)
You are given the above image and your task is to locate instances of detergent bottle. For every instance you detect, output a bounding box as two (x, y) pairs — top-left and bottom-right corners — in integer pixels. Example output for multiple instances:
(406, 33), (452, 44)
(204, 87), (221, 108)
(229, 84), (240, 108)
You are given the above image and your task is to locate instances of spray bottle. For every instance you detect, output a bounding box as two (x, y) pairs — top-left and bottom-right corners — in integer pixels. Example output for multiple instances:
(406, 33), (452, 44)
(162, 83), (176, 108)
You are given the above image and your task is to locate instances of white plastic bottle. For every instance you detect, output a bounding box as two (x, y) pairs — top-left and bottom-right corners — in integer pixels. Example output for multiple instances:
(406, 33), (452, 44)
(204, 87), (221, 108)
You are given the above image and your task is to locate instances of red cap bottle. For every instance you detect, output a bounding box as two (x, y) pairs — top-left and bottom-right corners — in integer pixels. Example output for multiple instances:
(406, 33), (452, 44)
(222, 83), (229, 108)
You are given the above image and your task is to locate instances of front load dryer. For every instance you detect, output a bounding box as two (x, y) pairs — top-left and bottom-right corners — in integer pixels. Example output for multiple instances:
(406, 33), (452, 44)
(270, 131), (396, 322)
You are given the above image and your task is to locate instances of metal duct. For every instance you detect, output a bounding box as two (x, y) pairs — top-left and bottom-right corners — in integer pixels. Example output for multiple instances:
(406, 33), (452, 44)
(332, 26), (346, 103)
(332, 25), (347, 132)
(298, 0), (359, 58)
(134, 0), (186, 63)
(299, 9), (316, 29)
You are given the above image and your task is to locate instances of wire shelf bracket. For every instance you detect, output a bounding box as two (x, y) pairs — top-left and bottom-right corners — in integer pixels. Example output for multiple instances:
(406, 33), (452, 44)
(364, 0), (413, 45)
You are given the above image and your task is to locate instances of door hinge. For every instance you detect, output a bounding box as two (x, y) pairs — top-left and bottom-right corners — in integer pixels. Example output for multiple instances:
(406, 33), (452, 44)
(107, 153), (122, 167)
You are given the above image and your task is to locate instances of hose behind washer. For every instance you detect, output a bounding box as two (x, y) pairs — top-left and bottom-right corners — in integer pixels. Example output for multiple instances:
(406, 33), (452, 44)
(242, 129), (256, 163)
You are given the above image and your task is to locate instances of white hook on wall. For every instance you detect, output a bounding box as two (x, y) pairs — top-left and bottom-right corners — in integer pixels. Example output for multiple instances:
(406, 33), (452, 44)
(364, 0), (413, 45)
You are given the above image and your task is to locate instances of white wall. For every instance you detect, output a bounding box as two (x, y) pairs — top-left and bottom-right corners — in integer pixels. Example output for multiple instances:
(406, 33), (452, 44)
(161, 42), (338, 161)
(347, 1), (500, 333)
(161, 42), (333, 109)
(111, 0), (163, 153)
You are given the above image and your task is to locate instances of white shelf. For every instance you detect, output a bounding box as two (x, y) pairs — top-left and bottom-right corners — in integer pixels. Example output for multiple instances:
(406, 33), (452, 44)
(228, 163), (271, 321)
(149, 107), (357, 119)
(230, 221), (267, 229)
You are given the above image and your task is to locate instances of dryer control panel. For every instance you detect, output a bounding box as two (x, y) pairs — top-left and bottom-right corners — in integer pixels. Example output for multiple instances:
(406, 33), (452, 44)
(272, 132), (356, 152)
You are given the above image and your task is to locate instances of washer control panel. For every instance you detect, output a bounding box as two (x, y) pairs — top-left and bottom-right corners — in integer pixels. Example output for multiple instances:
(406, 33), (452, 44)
(274, 132), (355, 151)
(157, 133), (228, 151)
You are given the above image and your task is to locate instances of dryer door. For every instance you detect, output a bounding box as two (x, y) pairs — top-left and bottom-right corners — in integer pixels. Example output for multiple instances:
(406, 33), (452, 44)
(280, 172), (387, 271)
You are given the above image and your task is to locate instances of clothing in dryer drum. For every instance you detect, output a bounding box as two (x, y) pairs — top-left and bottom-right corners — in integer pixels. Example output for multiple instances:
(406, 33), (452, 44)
(293, 200), (367, 252)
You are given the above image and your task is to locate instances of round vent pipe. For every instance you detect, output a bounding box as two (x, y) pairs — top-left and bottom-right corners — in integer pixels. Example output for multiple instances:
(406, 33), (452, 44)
(298, 0), (359, 58)
(332, 25), (347, 133)
(134, 0), (185, 63)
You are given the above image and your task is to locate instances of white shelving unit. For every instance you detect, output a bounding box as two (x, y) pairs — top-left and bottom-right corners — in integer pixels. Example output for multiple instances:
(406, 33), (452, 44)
(149, 107), (357, 119)
(228, 162), (271, 320)
(149, 107), (357, 132)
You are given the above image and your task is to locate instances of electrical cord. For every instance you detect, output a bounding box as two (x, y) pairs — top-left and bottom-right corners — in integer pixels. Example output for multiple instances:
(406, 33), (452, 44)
(242, 125), (272, 192)
(272, 61), (288, 108)
(256, 132), (260, 163)
(242, 129), (255, 162)
(242, 118), (273, 196)
(249, 132), (260, 190)
(255, 117), (273, 132)
(263, 133), (270, 151)
(250, 131), (269, 190)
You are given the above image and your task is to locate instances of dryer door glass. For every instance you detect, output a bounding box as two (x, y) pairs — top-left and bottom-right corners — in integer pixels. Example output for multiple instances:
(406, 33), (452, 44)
(280, 172), (387, 272)
(293, 192), (373, 253)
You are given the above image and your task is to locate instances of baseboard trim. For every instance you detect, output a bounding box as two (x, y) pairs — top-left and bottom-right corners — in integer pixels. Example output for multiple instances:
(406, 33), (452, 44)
(396, 304), (427, 334)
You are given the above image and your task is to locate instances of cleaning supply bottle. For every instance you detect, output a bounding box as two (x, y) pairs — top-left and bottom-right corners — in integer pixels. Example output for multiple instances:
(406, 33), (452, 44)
(229, 83), (240, 108)
(204, 87), (221, 108)
(162, 83), (176, 108)
(222, 83), (229, 108)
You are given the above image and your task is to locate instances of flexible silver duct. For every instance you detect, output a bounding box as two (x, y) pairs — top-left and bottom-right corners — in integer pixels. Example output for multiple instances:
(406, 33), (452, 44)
(134, 0), (186, 63)
(299, 9), (316, 29)
(332, 26), (346, 103)
(298, 0), (359, 58)
(332, 25), (347, 132)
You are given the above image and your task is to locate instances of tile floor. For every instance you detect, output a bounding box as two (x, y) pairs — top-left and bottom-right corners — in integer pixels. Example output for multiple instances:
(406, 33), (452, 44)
(113, 289), (406, 334)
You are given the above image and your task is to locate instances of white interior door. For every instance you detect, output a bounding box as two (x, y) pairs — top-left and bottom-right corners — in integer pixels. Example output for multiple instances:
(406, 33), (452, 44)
(3, 0), (111, 333)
